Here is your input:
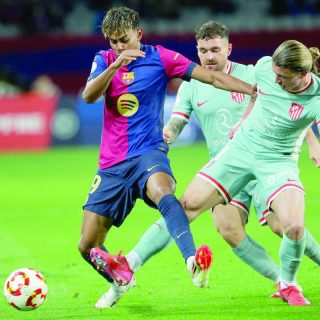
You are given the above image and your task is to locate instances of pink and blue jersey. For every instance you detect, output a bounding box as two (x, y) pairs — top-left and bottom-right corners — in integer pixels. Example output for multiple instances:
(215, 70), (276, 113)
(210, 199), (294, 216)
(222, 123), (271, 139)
(88, 44), (196, 169)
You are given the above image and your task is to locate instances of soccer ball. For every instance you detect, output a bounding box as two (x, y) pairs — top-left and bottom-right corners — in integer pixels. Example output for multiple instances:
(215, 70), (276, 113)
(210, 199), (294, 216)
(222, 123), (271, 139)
(3, 268), (48, 311)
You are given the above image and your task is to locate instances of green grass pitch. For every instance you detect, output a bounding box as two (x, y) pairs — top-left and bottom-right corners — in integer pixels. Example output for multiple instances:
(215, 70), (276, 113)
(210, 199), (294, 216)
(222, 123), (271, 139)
(0, 143), (319, 319)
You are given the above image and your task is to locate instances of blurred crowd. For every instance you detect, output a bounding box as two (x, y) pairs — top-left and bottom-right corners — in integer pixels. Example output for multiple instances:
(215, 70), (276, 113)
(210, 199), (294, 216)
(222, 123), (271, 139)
(1, 0), (320, 36)
(0, 67), (60, 97)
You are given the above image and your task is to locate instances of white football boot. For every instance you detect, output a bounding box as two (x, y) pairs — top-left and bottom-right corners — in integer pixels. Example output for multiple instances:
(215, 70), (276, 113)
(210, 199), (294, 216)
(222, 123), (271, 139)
(95, 276), (136, 308)
(187, 256), (210, 288)
(187, 245), (213, 288)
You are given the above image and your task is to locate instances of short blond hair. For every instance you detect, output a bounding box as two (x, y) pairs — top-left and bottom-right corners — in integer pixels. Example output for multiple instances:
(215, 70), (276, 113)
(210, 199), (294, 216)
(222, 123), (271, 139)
(101, 7), (140, 38)
(272, 40), (320, 75)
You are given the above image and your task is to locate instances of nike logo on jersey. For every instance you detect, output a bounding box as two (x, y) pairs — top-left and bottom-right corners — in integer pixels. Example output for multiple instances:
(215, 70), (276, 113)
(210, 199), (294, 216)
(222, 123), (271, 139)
(258, 89), (268, 96)
(147, 164), (160, 172)
(197, 100), (209, 107)
(287, 178), (297, 182)
(176, 230), (188, 239)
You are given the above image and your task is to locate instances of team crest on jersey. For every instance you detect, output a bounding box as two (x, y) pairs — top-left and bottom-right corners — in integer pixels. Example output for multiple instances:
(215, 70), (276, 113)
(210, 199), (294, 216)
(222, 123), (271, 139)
(289, 103), (304, 120)
(122, 72), (135, 84)
(231, 92), (245, 104)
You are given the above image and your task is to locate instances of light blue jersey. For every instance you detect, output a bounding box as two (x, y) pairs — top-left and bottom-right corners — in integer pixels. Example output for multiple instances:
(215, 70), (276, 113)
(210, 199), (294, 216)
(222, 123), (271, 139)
(172, 61), (255, 159)
(236, 56), (320, 159)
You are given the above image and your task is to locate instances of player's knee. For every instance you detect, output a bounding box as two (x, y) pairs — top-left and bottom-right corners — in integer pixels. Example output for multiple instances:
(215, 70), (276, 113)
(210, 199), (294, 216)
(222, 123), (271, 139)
(151, 188), (175, 206)
(282, 222), (304, 240)
(214, 214), (239, 240)
(183, 197), (202, 221)
(218, 223), (238, 239)
(183, 194), (202, 211)
(214, 208), (244, 244)
(146, 173), (175, 205)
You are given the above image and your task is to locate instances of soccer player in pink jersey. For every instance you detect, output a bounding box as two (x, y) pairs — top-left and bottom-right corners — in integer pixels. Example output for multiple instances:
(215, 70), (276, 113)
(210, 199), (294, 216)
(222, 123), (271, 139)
(78, 7), (253, 307)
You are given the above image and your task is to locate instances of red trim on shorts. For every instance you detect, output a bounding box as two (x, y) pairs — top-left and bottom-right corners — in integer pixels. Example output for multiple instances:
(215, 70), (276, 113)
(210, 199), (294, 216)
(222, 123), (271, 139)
(259, 217), (266, 224)
(172, 112), (189, 120)
(259, 209), (270, 225)
(230, 200), (249, 215)
(197, 171), (231, 202)
(266, 184), (305, 208)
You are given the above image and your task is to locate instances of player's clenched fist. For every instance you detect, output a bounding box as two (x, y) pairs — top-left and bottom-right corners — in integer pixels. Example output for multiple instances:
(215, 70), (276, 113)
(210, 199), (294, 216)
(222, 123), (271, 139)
(163, 126), (173, 144)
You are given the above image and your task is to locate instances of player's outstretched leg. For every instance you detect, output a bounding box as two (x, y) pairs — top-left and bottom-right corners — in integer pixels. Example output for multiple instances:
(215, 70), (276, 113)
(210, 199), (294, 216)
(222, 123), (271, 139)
(90, 248), (134, 286)
(95, 276), (136, 308)
(187, 245), (213, 288)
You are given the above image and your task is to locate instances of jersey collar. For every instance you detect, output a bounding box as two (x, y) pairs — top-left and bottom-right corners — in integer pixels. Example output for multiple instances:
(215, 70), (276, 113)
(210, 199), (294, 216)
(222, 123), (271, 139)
(288, 74), (313, 94)
(226, 61), (232, 74)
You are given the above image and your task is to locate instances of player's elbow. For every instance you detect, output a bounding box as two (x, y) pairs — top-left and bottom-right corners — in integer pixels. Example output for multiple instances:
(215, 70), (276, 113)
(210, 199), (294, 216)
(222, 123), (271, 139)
(82, 90), (97, 104)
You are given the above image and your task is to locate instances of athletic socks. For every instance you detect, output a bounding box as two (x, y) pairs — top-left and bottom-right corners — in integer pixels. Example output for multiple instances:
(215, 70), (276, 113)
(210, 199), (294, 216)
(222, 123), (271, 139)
(125, 250), (143, 272)
(233, 235), (280, 281)
(304, 228), (320, 265)
(158, 194), (196, 261)
(280, 232), (306, 283)
(82, 245), (114, 283)
(126, 217), (173, 270)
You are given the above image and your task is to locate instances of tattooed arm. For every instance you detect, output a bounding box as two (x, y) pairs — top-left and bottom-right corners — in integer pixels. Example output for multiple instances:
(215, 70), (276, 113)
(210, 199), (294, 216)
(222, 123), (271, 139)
(163, 118), (187, 144)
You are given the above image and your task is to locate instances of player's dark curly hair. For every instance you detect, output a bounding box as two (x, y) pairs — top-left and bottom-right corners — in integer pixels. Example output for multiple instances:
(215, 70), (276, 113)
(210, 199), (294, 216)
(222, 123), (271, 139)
(195, 21), (229, 41)
(101, 7), (140, 38)
(273, 40), (320, 76)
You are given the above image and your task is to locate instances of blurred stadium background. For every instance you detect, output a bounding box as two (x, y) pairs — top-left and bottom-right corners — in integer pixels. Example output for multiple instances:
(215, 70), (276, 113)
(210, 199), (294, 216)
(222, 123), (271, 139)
(0, 0), (320, 151)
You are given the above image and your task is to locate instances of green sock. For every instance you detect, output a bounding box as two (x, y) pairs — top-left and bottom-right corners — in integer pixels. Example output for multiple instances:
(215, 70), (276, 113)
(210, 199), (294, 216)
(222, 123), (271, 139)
(130, 218), (174, 267)
(280, 232), (306, 283)
(233, 235), (280, 281)
(304, 228), (320, 266)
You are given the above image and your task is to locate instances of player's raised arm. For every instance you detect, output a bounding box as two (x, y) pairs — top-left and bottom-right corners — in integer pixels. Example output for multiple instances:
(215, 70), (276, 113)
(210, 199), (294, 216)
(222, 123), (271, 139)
(305, 125), (320, 168)
(82, 49), (145, 103)
(163, 118), (187, 144)
(191, 64), (254, 96)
